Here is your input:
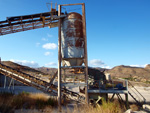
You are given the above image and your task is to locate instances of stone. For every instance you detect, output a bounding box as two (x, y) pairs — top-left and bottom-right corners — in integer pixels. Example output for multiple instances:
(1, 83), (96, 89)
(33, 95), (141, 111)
(143, 104), (150, 112)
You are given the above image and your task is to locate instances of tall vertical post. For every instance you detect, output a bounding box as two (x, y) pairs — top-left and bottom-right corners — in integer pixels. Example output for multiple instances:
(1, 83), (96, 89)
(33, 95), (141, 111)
(125, 80), (129, 109)
(125, 93), (129, 109)
(82, 3), (89, 104)
(58, 5), (62, 112)
(13, 79), (14, 92)
(125, 80), (128, 90)
(4, 75), (6, 89)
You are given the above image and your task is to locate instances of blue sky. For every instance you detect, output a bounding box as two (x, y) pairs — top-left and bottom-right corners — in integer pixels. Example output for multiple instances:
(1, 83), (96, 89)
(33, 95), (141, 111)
(0, 0), (150, 69)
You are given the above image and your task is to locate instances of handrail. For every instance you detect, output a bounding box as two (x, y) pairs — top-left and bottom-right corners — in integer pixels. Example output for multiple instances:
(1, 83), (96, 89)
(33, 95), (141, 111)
(128, 81), (146, 103)
(129, 87), (142, 102)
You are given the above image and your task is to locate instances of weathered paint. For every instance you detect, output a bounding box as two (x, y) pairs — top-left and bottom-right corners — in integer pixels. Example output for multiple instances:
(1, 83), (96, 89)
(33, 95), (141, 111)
(61, 12), (84, 66)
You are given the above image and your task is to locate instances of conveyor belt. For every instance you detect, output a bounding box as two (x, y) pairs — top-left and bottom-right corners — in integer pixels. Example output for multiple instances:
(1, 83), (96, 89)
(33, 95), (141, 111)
(0, 63), (85, 102)
(0, 11), (66, 35)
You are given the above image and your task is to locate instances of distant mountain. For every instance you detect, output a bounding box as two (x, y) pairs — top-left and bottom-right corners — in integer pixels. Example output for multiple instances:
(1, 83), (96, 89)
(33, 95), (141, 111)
(2, 61), (150, 83)
(106, 65), (150, 82)
(145, 64), (150, 70)
(92, 67), (109, 72)
(35, 67), (57, 76)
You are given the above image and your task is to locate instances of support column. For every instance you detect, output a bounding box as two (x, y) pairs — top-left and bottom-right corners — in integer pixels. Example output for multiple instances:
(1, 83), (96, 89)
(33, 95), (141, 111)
(4, 75), (6, 89)
(13, 79), (14, 92)
(58, 4), (62, 112)
(125, 80), (128, 90)
(106, 93), (108, 102)
(82, 3), (89, 104)
(8, 78), (13, 89)
(63, 69), (66, 82)
(125, 93), (129, 109)
(110, 93), (115, 101)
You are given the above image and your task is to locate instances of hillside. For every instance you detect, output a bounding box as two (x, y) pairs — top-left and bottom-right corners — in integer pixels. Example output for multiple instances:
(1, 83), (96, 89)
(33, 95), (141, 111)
(35, 67), (57, 76)
(1, 61), (48, 77)
(1, 61), (150, 84)
(106, 65), (150, 83)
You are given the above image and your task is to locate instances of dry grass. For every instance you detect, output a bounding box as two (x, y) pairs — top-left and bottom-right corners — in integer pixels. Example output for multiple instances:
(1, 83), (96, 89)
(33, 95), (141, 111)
(0, 92), (130, 113)
(63, 99), (125, 113)
(130, 104), (140, 111)
(0, 92), (57, 112)
(28, 93), (49, 101)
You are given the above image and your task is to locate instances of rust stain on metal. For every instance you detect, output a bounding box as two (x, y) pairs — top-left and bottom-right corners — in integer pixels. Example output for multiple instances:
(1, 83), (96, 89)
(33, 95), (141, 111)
(64, 12), (84, 48)
(61, 12), (84, 66)
(75, 38), (84, 47)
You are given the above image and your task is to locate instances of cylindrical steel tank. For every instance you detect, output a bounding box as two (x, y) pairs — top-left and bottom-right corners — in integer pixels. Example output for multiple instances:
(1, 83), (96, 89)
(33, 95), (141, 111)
(61, 12), (84, 66)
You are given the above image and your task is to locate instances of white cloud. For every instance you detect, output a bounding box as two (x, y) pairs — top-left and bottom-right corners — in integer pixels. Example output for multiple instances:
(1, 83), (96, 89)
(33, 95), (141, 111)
(42, 38), (48, 41)
(36, 42), (40, 47)
(42, 43), (57, 50)
(10, 59), (39, 68)
(47, 33), (53, 38)
(104, 66), (111, 69)
(129, 64), (147, 68)
(89, 59), (110, 69)
(45, 62), (57, 67)
(89, 59), (105, 66)
(44, 52), (53, 56)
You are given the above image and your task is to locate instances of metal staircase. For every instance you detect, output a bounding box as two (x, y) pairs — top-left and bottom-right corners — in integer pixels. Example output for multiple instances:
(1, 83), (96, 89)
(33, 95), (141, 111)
(128, 91), (142, 106)
(128, 81), (146, 106)
(0, 63), (85, 102)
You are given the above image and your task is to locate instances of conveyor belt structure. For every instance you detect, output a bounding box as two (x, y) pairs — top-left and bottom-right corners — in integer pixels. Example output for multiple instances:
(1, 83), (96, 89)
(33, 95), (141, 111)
(0, 63), (85, 102)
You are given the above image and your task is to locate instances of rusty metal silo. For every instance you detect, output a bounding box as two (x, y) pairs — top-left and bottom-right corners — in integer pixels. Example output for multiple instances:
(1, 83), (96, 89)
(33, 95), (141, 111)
(61, 12), (84, 66)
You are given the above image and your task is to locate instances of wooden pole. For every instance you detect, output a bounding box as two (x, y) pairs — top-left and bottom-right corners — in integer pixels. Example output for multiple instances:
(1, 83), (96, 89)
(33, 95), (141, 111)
(82, 3), (89, 104)
(58, 5), (62, 112)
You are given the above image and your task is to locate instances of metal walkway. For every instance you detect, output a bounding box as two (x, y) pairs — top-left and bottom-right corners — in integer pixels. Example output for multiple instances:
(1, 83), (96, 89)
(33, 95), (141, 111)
(0, 63), (85, 102)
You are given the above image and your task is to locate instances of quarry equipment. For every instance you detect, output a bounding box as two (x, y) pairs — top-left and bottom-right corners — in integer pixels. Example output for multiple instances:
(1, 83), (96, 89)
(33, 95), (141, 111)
(0, 2), (146, 111)
(0, 11), (60, 35)
(58, 4), (88, 111)
(0, 63), (85, 102)
(0, 3), (88, 112)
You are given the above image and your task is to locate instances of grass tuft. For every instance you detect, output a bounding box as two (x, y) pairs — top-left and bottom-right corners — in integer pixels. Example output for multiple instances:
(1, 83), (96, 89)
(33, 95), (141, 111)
(63, 98), (125, 113)
(0, 92), (58, 112)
